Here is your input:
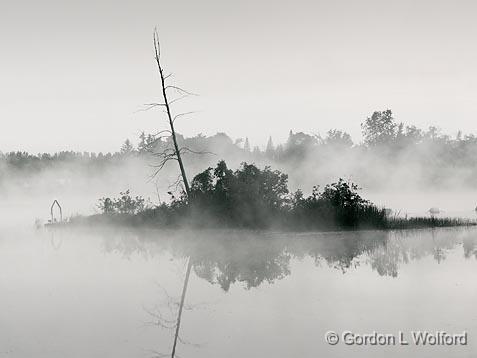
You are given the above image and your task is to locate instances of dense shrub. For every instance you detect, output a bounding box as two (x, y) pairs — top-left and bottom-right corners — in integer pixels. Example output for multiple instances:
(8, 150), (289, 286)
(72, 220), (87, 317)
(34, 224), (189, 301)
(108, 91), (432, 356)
(289, 180), (386, 229)
(98, 190), (147, 215)
(188, 161), (289, 227)
(96, 161), (388, 230)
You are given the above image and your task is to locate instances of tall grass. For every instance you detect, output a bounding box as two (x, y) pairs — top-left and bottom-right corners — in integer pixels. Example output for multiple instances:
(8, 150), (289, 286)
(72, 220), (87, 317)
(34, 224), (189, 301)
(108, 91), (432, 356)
(386, 216), (475, 230)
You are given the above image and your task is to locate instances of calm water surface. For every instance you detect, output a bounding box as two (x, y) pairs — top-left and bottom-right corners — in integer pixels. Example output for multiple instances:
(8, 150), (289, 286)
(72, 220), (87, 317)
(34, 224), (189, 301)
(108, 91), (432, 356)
(1, 226), (476, 358)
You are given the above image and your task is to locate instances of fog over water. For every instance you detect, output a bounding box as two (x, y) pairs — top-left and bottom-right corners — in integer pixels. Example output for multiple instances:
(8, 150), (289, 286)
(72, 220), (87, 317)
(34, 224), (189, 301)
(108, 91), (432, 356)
(1, 168), (475, 229)
(1, 226), (476, 357)
(2, 131), (477, 228)
(1, 134), (476, 357)
(2, 0), (477, 356)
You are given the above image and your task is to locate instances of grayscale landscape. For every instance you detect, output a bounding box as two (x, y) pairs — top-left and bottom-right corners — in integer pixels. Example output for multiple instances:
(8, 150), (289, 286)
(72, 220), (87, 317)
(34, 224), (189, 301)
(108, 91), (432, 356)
(1, 0), (477, 357)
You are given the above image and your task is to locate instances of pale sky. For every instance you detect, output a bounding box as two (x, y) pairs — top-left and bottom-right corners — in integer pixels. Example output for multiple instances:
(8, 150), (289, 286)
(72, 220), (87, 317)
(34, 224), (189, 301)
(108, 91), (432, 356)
(1, 0), (476, 153)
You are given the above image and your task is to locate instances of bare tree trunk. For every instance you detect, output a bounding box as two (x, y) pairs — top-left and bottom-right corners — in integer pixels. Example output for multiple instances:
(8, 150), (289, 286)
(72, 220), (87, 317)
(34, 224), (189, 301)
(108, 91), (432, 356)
(149, 31), (198, 358)
(171, 257), (193, 358)
(153, 31), (191, 196)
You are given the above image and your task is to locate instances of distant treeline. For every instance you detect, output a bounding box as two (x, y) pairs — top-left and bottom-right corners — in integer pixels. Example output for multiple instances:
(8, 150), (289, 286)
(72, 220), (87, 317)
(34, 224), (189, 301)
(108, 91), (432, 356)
(77, 160), (470, 231)
(3, 109), (477, 187)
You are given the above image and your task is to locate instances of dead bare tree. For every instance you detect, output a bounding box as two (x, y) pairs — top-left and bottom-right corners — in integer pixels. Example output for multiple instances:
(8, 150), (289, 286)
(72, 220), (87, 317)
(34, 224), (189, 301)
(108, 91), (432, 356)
(146, 30), (202, 358)
(151, 29), (193, 196)
(142, 30), (215, 197)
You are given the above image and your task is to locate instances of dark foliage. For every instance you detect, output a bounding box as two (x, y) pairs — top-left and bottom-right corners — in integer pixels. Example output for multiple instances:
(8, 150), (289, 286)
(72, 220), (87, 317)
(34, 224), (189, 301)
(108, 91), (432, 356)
(93, 161), (390, 230)
(88, 160), (475, 231)
(186, 161), (389, 229)
(97, 190), (147, 215)
(288, 180), (387, 230)
(188, 161), (289, 227)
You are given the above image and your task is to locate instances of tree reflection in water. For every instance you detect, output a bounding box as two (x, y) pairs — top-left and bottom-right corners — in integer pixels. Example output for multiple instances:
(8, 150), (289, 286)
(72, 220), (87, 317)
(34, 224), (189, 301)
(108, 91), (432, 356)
(99, 227), (477, 288)
(94, 227), (477, 356)
(170, 257), (192, 358)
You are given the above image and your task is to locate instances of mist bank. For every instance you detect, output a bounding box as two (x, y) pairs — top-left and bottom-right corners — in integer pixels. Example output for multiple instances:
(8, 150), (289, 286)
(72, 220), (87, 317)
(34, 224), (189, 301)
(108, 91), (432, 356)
(2, 110), (477, 225)
(64, 161), (474, 232)
(3, 110), (477, 193)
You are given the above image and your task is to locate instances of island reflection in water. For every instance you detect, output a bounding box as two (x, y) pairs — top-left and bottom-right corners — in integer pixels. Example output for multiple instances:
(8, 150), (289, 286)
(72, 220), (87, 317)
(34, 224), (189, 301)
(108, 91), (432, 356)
(1, 227), (477, 358)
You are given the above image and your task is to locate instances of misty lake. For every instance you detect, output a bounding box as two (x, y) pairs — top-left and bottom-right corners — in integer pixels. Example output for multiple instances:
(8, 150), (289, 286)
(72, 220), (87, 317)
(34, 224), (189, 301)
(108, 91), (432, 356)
(1, 226), (476, 358)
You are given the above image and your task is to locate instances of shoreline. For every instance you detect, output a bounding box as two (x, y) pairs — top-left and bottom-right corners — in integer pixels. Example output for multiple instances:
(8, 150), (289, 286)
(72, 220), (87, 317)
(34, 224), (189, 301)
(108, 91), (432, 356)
(46, 213), (477, 234)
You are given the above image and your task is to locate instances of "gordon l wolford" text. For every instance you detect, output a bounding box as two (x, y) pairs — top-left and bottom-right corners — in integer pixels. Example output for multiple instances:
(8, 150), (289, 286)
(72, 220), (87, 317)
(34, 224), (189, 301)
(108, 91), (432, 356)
(325, 330), (468, 346)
